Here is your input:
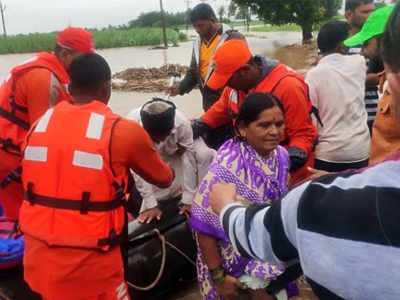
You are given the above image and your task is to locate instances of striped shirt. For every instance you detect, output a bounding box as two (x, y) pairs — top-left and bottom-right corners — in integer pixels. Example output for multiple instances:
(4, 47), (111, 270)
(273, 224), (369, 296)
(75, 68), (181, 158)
(348, 45), (380, 130)
(220, 156), (400, 299)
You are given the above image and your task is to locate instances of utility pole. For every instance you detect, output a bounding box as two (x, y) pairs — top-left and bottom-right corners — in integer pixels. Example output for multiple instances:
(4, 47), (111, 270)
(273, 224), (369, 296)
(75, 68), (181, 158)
(185, 0), (192, 31)
(159, 0), (168, 49)
(0, 0), (6, 38)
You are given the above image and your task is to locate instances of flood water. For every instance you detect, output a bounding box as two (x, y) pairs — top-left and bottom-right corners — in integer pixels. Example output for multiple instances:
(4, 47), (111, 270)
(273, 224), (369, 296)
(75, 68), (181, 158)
(0, 31), (301, 118)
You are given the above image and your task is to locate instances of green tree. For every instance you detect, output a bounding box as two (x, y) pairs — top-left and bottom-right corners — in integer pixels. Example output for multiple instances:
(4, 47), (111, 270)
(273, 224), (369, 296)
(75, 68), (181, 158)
(320, 0), (342, 19)
(218, 6), (226, 23)
(228, 1), (237, 20)
(129, 11), (188, 28)
(228, 1), (252, 31)
(232, 0), (324, 43)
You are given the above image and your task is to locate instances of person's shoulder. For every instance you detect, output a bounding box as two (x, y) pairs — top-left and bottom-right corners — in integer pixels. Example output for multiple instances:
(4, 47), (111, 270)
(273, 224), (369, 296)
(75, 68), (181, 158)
(221, 24), (245, 40)
(276, 68), (306, 88)
(115, 117), (144, 133)
(276, 145), (289, 157)
(18, 67), (52, 84)
(125, 107), (141, 123)
(276, 145), (290, 163)
(175, 109), (190, 125)
(306, 64), (323, 79)
(350, 54), (367, 68)
(307, 60), (335, 79)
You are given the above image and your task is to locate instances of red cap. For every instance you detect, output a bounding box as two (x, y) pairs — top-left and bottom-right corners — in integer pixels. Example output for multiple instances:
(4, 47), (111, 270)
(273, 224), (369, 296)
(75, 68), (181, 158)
(56, 27), (95, 53)
(207, 39), (252, 90)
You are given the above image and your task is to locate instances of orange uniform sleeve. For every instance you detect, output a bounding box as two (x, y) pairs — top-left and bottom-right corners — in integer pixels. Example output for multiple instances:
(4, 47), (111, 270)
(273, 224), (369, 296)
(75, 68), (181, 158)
(201, 87), (232, 128)
(15, 68), (53, 125)
(111, 118), (174, 188)
(274, 77), (318, 155)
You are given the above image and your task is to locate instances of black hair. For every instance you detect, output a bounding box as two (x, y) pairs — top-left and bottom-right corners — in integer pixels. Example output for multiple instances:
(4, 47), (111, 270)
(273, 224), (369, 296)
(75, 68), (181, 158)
(234, 92), (285, 135)
(382, 2), (400, 72)
(190, 3), (217, 23)
(345, 0), (374, 12)
(140, 98), (176, 137)
(68, 53), (111, 93)
(317, 21), (350, 54)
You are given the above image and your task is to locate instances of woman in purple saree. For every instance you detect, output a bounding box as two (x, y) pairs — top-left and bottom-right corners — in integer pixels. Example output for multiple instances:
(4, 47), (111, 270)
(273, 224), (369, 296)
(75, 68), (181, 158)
(190, 93), (293, 300)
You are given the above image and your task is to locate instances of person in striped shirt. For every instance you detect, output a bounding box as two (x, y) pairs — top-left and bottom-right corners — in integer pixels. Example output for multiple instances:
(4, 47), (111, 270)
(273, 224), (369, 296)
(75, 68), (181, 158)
(209, 3), (400, 299)
(345, 0), (380, 133)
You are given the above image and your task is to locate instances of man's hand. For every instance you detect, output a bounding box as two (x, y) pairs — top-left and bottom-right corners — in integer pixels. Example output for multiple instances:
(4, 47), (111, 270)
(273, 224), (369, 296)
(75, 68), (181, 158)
(191, 119), (210, 140)
(138, 206), (162, 224)
(167, 86), (180, 97)
(307, 167), (330, 181)
(179, 204), (191, 215)
(210, 183), (238, 215)
(288, 147), (308, 172)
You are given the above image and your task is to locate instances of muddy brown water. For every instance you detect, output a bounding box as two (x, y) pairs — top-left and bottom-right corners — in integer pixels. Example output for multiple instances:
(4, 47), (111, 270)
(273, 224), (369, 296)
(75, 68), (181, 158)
(0, 32), (301, 118)
(0, 32), (317, 299)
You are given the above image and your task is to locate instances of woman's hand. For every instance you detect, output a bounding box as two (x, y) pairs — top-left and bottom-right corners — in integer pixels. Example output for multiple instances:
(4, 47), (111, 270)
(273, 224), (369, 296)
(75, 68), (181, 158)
(179, 204), (191, 215)
(215, 275), (246, 300)
(210, 183), (239, 215)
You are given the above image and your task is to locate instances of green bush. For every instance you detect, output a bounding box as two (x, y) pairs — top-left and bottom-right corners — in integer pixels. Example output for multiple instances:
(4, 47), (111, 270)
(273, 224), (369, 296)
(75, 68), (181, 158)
(0, 28), (188, 54)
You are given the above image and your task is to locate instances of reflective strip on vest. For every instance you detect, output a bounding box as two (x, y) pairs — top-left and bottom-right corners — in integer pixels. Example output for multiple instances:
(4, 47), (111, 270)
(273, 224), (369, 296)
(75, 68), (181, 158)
(35, 108), (54, 133)
(86, 113), (105, 140)
(73, 150), (103, 170)
(229, 90), (238, 104)
(49, 74), (60, 107)
(25, 146), (48, 162)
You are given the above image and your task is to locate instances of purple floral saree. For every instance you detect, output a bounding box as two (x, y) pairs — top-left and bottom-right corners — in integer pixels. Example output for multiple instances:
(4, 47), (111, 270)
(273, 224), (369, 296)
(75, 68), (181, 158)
(190, 139), (291, 299)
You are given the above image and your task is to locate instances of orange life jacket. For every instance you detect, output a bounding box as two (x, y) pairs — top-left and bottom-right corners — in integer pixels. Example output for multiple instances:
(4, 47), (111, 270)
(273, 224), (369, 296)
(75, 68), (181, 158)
(224, 63), (319, 185)
(0, 52), (71, 156)
(19, 101), (128, 251)
(226, 63), (321, 132)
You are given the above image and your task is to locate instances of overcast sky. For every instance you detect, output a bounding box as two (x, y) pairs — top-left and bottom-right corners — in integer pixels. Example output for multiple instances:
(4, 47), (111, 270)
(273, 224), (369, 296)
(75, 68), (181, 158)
(1, 0), (229, 35)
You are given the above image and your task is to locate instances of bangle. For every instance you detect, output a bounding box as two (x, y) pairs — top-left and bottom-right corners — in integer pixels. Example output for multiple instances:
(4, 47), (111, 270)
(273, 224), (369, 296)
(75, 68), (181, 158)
(213, 272), (226, 285)
(210, 265), (224, 277)
(210, 265), (226, 285)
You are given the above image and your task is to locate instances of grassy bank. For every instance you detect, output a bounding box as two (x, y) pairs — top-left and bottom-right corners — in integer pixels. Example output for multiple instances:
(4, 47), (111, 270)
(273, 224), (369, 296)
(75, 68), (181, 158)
(252, 24), (301, 32)
(0, 27), (188, 55)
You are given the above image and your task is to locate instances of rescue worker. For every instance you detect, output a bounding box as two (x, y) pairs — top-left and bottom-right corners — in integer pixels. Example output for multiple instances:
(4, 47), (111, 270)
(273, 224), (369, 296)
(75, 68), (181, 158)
(19, 53), (174, 300)
(192, 39), (318, 185)
(0, 27), (95, 220)
(345, 0), (379, 133)
(168, 3), (244, 150)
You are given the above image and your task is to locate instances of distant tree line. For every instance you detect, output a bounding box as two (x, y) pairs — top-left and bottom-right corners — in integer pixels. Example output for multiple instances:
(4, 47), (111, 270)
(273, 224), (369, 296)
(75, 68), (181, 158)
(232, 0), (343, 43)
(125, 0), (361, 43)
(128, 11), (190, 28)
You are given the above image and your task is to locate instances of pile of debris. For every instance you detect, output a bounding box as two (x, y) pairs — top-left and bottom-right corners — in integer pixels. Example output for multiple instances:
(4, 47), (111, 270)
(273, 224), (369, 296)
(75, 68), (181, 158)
(273, 42), (318, 75)
(112, 64), (189, 93)
(112, 43), (319, 93)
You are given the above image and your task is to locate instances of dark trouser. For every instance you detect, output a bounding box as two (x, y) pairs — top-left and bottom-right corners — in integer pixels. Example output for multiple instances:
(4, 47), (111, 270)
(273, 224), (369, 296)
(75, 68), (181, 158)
(315, 158), (369, 173)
